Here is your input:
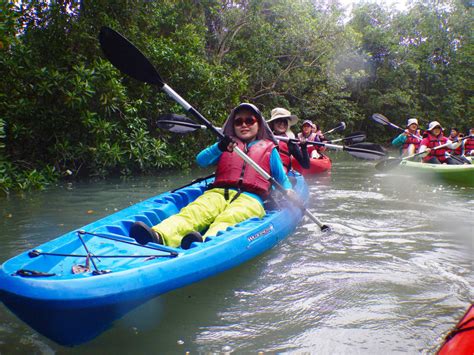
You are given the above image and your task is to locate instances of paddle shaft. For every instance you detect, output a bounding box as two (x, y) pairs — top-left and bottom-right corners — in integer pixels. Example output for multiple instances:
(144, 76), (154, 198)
(276, 136), (385, 158)
(99, 27), (329, 231)
(323, 122), (345, 135)
(328, 135), (365, 143)
(395, 126), (422, 141)
(400, 136), (471, 161)
(164, 87), (328, 229)
(373, 114), (422, 141)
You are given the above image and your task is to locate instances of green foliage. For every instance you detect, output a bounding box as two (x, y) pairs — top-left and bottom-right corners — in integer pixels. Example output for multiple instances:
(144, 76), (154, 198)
(348, 0), (472, 139)
(0, 0), (472, 193)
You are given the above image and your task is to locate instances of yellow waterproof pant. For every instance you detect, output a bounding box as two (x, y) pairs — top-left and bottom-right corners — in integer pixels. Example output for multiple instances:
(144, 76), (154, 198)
(152, 188), (265, 248)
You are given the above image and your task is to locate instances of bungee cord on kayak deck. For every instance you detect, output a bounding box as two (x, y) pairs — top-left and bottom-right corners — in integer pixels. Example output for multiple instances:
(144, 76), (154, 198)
(77, 230), (179, 256)
(11, 230), (180, 278)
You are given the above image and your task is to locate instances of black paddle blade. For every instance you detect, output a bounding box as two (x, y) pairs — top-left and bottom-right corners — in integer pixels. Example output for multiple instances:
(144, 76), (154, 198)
(352, 142), (386, 153)
(371, 113), (389, 126)
(344, 131), (366, 144)
(320, 224), (331, 233)
(346, 142), (387, 160)
(99, 27), (164, 87)
(375, 158), (403, 171)
(157, 114), (202, 134)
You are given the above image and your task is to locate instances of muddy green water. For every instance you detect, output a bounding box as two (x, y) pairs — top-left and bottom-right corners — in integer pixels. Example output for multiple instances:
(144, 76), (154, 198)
(0, 155), (472, 354)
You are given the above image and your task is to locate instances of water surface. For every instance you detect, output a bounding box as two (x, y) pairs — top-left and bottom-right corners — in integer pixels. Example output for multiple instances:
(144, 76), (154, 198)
(0, 156), (472, 354)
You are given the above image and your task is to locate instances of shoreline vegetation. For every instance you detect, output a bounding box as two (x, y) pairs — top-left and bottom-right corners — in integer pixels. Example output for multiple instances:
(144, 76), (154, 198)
(1, 0), (471, 194)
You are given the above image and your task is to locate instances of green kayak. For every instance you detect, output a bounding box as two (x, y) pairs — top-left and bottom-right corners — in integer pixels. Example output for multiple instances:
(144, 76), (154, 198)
(398, 160), (474, 186)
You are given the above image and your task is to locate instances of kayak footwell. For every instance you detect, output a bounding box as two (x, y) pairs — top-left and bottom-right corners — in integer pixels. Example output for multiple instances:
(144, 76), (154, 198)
(0, 173), (309, 346)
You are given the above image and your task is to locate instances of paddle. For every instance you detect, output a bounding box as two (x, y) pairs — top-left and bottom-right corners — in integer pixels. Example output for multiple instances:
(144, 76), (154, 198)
(157, 114), (207, 134)
(375, 136), (473, 171)
(156, 114), (384, 160)
(99, 26), (330, 232)
(371, 113), (422, 141)
(277, 136), (386, 160)
(322, 121), (346, 136)
(446, 152), (472, 165)
(327, 131), (366, 144)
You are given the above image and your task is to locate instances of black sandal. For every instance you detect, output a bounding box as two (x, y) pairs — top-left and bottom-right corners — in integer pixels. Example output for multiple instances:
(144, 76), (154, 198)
(130, 221), (163, 245)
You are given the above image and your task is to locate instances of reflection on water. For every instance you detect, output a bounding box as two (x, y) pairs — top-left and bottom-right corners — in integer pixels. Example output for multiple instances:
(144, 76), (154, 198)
(0, 157), (472, 354)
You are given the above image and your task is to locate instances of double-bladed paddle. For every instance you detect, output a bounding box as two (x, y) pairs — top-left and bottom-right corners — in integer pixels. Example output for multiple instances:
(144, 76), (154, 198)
(277, 137), (386, 160)
(157, 115), (365, 144)
(99, 26), (330, 232)
(156, 114), (385, 161)
(371, 113), (422, 141)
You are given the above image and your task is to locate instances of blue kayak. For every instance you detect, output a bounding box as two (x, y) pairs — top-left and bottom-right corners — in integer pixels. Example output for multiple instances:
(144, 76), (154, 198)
(0, 173), (309, 346)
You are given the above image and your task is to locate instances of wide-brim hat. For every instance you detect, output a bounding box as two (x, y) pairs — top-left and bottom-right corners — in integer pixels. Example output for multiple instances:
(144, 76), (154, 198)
(267, 107), (298, 127)
(406, 118), (418, 127)
(427, 121), (443, 131)
(302, 119), (316, 128)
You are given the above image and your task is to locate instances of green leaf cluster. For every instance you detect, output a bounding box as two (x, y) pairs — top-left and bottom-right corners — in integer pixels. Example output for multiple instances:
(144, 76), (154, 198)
(0, 0), (472, 194)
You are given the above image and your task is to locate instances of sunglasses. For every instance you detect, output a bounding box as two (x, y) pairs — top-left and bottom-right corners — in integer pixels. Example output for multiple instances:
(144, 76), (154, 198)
(234, 116), (258, 127)
(274, 118), (289, 125)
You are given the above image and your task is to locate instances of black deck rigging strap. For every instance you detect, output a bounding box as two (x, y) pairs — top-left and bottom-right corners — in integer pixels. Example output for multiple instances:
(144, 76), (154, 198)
(444, 325), (474, 341)
(29, 250), (175, 259)
(14, 269), (56, 277)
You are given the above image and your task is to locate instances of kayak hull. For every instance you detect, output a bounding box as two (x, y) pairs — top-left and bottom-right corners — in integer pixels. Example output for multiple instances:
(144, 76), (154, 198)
(438, 304), (474, 355)
(0, 173), (308, 346)
(292, 155), (332, 175)
(398, 160), (474, 186)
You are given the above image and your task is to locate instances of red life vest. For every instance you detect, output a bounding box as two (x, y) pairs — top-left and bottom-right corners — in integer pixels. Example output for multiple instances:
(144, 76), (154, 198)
(463, 137), (474, 156)
(277, 140), (292, 173)
(452, 142), (462, 155)
(402, 134), (421, 151)
(421, 133), (448, 163)
(213, 139), (275, 198)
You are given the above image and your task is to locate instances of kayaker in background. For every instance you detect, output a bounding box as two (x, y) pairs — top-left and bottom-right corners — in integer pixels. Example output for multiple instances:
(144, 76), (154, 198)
(313, 123), (326, 142)
(391, 118), (422, 156)
(130, 103), (295, 249)
(298, 119), (325, 158)
(419, 121), (464, 164)
(449, 128), (464, 156)
(267, 108), (310, 172)
(448, 127), (460, 142)
(463, 128), (474, 156)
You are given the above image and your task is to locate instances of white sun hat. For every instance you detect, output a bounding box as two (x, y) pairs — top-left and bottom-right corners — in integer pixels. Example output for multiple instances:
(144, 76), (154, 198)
(406, 118), (418, 127)
(266, 108), (298, 127)
(427, 121), (443, 131)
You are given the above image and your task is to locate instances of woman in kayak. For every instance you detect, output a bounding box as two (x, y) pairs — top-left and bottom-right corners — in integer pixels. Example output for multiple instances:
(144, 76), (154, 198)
(298, 119), (326, 159)
(267, 107), (310, 172)
(419, 121), (464, 164)
(463, 128), (474, 156)
(391, 118), (422, 156)
(130, 103), (295, 249)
